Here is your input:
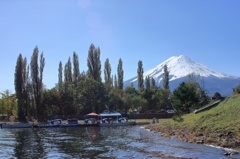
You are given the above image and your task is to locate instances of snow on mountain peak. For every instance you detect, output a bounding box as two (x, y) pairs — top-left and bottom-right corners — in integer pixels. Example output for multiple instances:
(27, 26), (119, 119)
(143, 55), (234, 82)
(125, 55), (240, 96)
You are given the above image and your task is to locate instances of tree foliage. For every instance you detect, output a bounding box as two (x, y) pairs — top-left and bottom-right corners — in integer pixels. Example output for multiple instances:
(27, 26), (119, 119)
(104, 58), (112, 91)
(233, 84), (240, 94)
(163, 64), (169, 90)
(73, 52), (80, 84)
(171, 82), (199, 114)
(10, 44), (214, 121)
(151, 77), (156, 89)
(0, 90), (17, 119)
(30, 46), (45, 120)
(75, 78), (106, 114)
(117, 58), (124, 90)
(58, 61), (63, 92)
(87, 44), (101, 82)
(64, 57), (72, 83)
(14, 54), (26, 121)
(145, 76), (150, 91)
(137, 60), (144, 91)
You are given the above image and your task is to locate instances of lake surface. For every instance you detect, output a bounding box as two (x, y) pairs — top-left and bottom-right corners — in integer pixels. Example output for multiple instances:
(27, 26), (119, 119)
(0, 126), (239, 159)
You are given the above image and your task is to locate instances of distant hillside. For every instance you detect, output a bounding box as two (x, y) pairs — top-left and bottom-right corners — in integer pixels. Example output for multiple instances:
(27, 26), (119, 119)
(124, 55), (240, 96)
(146, 94), (240, 150)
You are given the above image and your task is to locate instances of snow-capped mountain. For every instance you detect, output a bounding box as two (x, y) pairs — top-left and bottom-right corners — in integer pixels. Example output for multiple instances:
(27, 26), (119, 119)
(124, 55), (240, 96)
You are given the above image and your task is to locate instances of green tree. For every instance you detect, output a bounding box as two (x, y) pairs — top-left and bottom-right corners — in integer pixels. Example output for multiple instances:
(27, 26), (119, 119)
(64, 57), (72, 83)
(87, 44), (101, 82)
(145, 76), (150, 91)
(151, 77), (156, 89)
(104, 58), (112, 91)
(137, 60), (144, 91)
(61, 82), (75, 116)
(171, 82), (199, 114)
(158, 89), (171, 110)
(30, 46), (45, 120)
(108, 89), (123, 111)
(162, 64), (169, 90)
(234, 84), (240, 94)
(73, 52), (80, 84)
(58, 61), (63, 92)
(124, 86), (147, 112)
(117, 58), (124, 90)
(14, 54), (26, 121)
(0, 90), (17, 119)
(76, 78), (106, 114)
(187, 73), (209, 108)
(42, 88), (61, 118)
(114, 74), (118, 89)
(22, 58), (32, 117)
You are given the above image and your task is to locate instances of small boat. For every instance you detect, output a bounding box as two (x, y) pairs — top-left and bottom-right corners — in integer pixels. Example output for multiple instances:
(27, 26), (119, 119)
(61, 118), (82, 128)
(35, 118), (100, 128)
(1, 123), (33, 129)
(99, 110), (136, 127)
(36, 119), (62, 128)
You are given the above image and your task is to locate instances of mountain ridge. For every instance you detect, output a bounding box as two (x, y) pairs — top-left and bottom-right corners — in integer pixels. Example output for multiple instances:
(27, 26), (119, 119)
(124, 55), (240, 96)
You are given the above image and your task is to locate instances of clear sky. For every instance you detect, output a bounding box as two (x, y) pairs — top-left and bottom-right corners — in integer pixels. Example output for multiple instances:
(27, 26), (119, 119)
(1, 0), (240, 93)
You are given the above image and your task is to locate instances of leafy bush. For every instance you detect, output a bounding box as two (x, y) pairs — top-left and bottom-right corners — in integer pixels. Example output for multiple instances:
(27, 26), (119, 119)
(234, 84), (240, 94)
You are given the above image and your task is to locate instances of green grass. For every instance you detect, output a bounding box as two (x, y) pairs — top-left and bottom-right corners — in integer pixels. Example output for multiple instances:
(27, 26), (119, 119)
(163, 95), (240, 131)
(152, 94), (240, 148)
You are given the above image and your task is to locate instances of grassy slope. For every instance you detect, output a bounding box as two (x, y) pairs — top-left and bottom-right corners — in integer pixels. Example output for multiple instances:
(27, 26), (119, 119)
(146, 94), (240, 149)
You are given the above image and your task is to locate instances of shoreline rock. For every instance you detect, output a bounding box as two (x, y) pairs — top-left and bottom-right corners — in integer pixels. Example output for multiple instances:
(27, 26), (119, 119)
(144, 123), (240, 153)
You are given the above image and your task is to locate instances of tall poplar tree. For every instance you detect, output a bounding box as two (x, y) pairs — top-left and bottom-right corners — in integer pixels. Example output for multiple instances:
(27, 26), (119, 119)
(163, 64), (169, 90)
(73, 52), (80, 84)
(22, 57), (31, 116)
(151, 77), (156, 89)
(104, 58), (112, 88)
(87, 44), (101, 82)
(145, 76), (150, 91)
(137, 60), (144, 91)
(58, 61), (63, 92)
(64, 57), (72, 83)
(30, 46), (45, 120)
(117, 58), (124, 90)
(14, 54), (26, 121)
(114, 74), (118, 89)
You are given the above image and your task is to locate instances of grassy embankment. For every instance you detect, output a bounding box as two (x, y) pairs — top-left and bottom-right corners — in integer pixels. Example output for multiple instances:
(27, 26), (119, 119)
(145, 94), (240, 150)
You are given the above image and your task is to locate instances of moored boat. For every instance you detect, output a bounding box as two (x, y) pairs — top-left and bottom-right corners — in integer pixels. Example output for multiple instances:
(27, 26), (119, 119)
(35, 118), (99, 128)
(61, 118), (82, 128)
(36, 118), (62, 128)
(1, 123), (33, 129)
(99, 110), (136, 127)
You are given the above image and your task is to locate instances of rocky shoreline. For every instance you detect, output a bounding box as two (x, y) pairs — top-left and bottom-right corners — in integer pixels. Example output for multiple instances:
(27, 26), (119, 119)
(144, 123), (240, 156)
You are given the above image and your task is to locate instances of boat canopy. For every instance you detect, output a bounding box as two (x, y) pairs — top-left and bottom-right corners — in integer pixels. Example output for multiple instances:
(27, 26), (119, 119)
(99, 110), (121, 117)
(87, 112), (98, 116)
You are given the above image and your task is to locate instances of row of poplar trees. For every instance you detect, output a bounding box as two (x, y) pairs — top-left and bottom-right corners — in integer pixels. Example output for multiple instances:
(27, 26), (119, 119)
(14, 43), (172, 121)
(14, 43), (210, 122)
(14, 44), (128, 121)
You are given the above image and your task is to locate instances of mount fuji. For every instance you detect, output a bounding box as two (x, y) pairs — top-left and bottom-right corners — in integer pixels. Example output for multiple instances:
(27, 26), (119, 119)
(124, 55), (240, 96)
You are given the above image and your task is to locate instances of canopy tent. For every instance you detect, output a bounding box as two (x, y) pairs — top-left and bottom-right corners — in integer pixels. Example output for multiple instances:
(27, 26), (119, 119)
(87, 112), (99, 116)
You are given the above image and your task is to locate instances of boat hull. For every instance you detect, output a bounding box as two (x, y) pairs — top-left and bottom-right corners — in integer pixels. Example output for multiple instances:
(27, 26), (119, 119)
(35, 123), (100, 128)
(100, 121), (136, 127)
(1, 123), (33, 129)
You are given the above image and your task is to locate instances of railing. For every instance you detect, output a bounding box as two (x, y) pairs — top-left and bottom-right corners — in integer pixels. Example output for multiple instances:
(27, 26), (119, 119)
(194, 100), (221, 114)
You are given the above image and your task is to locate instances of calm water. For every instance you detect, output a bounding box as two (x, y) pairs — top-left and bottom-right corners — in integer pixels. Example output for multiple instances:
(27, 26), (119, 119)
(0, 126), (239, 159)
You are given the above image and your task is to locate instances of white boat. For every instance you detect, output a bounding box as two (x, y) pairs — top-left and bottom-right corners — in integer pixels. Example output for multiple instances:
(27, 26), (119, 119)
(99, 110), (136, 127)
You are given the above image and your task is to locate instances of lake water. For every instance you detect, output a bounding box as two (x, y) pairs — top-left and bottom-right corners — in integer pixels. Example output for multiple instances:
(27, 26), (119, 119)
(0, 126), (239, 159)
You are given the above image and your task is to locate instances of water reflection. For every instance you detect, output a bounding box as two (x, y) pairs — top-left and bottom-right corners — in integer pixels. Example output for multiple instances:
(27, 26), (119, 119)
(0, 126), (239, 159)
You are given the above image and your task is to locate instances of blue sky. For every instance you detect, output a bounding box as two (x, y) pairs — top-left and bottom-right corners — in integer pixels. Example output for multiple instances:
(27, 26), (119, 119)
(1, 0), (240, 92)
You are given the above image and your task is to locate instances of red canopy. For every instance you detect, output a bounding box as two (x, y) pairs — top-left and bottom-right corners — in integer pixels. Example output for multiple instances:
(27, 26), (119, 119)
(87, 112), (98, 116)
